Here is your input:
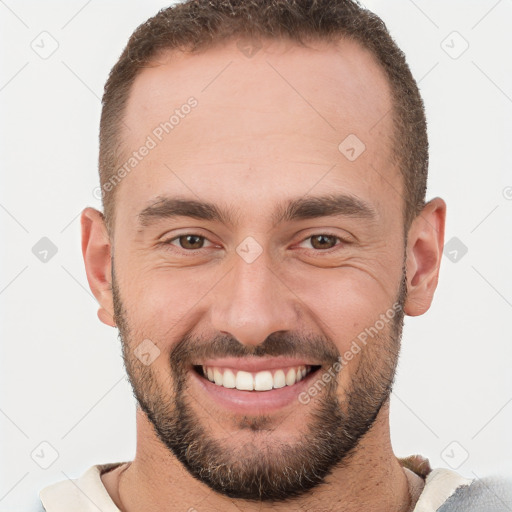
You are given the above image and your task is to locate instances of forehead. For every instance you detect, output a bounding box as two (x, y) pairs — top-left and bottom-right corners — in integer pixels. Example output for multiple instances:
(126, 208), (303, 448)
(115, 37), (399, 229)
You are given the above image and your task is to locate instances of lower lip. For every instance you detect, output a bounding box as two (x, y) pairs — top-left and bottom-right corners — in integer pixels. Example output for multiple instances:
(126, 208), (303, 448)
(190, 368), (319, 414)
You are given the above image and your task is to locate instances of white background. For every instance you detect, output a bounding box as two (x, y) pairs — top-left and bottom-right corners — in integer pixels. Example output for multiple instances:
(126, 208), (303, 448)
(1, 1), (511, 510)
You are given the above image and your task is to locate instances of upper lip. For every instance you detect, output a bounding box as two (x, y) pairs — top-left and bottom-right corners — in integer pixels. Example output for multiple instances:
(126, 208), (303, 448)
(194, 357), (321, 373)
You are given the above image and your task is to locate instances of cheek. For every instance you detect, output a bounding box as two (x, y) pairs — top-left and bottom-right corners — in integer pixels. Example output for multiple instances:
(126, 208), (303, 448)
(285, 265), (397, 345)
(281, 264), (402, 389)
(119, 267), (212, 346)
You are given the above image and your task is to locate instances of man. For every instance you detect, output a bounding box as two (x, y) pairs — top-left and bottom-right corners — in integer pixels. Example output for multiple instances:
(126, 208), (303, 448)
(38, 0), (512, 510)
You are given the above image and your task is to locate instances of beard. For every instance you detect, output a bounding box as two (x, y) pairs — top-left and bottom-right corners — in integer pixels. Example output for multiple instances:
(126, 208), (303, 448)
(112, 260), (408, 502)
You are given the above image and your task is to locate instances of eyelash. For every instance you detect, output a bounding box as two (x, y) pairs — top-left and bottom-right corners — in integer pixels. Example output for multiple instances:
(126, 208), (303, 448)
(161, 232), (347, 254)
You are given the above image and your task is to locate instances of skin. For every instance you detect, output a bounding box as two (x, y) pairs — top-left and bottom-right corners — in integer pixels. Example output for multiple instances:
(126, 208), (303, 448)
(81, 37), (446, 511)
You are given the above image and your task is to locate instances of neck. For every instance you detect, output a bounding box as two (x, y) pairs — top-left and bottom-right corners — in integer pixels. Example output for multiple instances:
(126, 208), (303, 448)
(106, 403), (423, 511)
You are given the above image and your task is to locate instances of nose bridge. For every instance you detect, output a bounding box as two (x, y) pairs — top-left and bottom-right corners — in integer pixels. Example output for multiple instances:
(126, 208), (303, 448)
(209, 246), (299, 347)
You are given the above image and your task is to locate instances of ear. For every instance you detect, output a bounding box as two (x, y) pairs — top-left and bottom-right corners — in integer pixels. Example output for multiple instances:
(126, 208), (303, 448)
(404, 197), (447, 317)
(81, 207), (116, 327)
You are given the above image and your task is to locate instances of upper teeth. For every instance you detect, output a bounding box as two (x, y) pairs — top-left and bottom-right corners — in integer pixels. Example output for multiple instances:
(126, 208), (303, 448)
(202, 366), (311, 391)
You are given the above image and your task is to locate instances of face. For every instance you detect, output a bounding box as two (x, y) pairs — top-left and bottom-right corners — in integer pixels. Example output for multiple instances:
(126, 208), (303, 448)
(104, 38), (413, 500)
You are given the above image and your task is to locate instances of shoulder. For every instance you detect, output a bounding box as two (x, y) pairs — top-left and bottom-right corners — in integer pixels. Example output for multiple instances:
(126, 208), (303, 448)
(438, 474), (512, 512)
(410, 465), (512, 512)
(38, 462), (127, 512)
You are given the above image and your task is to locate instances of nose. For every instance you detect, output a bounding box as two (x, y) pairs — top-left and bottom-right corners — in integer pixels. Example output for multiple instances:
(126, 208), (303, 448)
(208, 246), (299, 347)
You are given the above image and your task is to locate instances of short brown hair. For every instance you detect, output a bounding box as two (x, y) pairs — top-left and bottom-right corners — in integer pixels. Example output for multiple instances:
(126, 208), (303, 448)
(99, 0), (428, 235)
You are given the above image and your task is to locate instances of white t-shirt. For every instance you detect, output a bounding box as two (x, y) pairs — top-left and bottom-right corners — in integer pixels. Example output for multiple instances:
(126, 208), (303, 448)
(38, 455), (475, 511)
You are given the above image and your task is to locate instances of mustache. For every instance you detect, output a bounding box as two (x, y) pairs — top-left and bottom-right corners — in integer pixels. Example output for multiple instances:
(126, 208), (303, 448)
(170, 330), (341, 369)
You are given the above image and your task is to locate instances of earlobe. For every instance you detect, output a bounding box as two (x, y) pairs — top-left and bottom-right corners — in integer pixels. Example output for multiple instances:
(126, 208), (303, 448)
(81, 207), (116, 327)
(404, 197), (447, 317)
(98, 308), (116, 327)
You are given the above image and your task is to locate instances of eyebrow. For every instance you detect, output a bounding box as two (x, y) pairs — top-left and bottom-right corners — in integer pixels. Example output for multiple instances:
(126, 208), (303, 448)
(137, 193), (378, 229)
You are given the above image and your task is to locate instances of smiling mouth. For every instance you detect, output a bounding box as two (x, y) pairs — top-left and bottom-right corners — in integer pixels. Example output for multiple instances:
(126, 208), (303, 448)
(193, 364), (322, 391)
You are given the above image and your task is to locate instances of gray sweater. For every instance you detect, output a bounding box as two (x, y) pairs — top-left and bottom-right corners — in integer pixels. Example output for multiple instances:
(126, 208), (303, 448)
(438, 476), (512, 512)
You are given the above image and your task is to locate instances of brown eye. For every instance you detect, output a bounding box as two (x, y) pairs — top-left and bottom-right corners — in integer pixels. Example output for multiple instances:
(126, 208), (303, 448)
(161, 233), (217, 254)
(177, 234), (205, 249)
(309, 234), (339, 250)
